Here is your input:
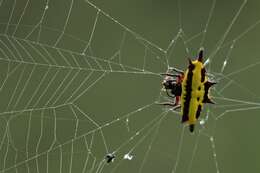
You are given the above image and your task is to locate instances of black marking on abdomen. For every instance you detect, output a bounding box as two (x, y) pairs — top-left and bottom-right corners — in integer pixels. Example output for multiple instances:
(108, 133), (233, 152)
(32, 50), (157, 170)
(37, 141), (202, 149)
(203, 82), (210, 103)
(182, 113), (189, 123)
(182, 63), (195, 123)
(196, 105), (202, 119)
(201, 68), (206, 82)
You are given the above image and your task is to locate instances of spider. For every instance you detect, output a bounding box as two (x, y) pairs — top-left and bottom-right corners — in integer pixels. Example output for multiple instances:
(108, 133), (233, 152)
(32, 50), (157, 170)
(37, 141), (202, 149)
(158, 49), (215, 132)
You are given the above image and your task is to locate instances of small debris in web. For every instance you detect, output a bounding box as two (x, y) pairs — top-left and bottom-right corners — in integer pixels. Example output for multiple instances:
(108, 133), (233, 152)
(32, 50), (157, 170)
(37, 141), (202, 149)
(123, 153), (133, 160)
(199, 119), (206, 125)
(105, 153), (115, 163)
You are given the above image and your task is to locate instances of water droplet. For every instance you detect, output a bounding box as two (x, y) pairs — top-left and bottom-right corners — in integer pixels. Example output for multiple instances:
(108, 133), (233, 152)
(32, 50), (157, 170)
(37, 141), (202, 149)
(199, 119), (205, 125)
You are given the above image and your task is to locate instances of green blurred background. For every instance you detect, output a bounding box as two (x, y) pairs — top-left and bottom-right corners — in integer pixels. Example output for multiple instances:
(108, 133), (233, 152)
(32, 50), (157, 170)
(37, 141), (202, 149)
(0, 0), (260, 172)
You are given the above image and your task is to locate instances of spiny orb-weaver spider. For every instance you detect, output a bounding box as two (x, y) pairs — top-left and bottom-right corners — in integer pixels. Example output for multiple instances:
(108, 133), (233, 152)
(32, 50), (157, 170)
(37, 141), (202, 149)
(159, 49), (216, 132)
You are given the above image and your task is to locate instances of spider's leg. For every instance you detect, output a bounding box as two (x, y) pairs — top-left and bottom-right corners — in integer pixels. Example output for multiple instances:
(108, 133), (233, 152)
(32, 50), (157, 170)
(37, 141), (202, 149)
(174, 96), (180, 105)
(156, 102), (176, 107)
(160, 73), (179, 77)
(172, 104), (181, 110)
(162, 79), (176, 85)
(166, 90), (175, 98)
(168, 67), (184, 74)
(198, 48), (204, 62)
(156, 102), (181, 111)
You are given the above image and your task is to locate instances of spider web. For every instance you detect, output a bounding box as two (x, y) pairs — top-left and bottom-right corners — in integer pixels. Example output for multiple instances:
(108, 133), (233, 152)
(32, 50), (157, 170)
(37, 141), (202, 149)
(0, 0), (260, 173)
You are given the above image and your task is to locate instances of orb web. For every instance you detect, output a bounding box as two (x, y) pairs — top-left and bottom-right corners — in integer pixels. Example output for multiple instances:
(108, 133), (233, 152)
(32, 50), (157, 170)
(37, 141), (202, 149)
(0, 0), (260, 173)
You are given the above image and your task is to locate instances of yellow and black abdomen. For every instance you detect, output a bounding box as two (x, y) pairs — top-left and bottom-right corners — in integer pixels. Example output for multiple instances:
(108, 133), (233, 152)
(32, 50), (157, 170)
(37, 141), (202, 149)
(181, 60), (206, 130)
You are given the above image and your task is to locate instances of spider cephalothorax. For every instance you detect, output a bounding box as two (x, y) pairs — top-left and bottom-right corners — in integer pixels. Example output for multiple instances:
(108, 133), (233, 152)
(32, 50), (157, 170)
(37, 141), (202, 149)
(159, 68), (184, 108)
(159, 49), (216, 132)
